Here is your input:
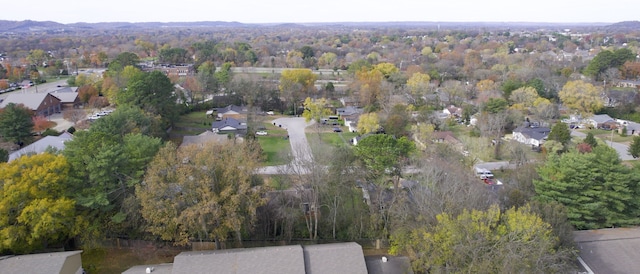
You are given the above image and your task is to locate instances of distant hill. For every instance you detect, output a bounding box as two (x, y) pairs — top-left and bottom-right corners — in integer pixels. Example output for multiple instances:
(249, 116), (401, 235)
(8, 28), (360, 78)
(0, 19), (630, 33)
(604, 21), (640, 32)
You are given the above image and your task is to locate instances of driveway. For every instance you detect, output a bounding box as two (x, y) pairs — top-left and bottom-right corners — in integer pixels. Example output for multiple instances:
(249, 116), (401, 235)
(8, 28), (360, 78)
(571, 130), (635, 161)
(258, 117), (314, 174)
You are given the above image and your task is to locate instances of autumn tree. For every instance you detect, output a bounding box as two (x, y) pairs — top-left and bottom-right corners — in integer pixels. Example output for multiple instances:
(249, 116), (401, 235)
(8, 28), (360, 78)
(405, 72), (431, 104)
(390, 204), (573, 273)
(137, 141), (264, 247)
(0, 153), (82, 253)
(558, 80), (603, 116)
(279, 69), (317, 115)
(0, 103), (34, 146)
(357, 112), (380, 134)
(31, 115), (49, 135)
(302, 97), (332, 124)
(78, 84), (99, 104)
(509, 86), (539, 111)
(352, 68), (383, 108)
(63, 109), (86, 125)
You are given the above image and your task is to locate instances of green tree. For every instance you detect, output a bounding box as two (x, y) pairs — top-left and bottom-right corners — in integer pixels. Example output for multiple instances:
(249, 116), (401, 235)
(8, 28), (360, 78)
(629, 136), (640, 158)
(548, 122), (572, 147)
(584, 132), (598, 147)
(0, 103), (34, 146)
(482, 98), (508, 114)
(0, 148), (8, 162)
(137, 141), (264, 246)
(113, 52), (140, 67)
(118, 70), (178, 127)
(559, 80), (603, 116)
(585, 48), (636, 80)
(353, 134), (415, 182)
(535, 145), (638, 229)
(0, 153), (81, 253)
(390, 204), (573, 273)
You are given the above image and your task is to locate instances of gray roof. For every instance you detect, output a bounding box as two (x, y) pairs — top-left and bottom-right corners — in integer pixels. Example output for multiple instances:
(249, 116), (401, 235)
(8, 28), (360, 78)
(9, 132), (73, 162)
(50, 92), (79, 104)
(172, 245), (305, 274)
(217, 104), (248, 115)
(588, 114), (614, 124)
(574, 227), (640, 274)
(46, 86), (78, 93)
(513, 126), (550, 141)
(0, 93), (56, 110)
(303, 242), (368, 274)
(180, 131), (231, 148)
(337, 106), (363, 116)
(0, 250), (83, 274)
(365, 255), (414, 274)
(211, 117), (247, 131)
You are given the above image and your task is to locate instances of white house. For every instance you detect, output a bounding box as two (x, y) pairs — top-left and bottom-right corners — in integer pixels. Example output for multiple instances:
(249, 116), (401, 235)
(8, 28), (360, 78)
(512, 126), (550, 147)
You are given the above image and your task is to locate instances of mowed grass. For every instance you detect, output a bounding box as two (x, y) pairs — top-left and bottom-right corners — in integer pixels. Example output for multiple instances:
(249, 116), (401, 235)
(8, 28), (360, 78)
(174, 111), (214, 130)
(257, 135), (291, 166)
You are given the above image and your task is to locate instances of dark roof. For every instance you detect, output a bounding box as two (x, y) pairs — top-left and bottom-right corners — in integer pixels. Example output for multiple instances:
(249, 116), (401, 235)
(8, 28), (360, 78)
(172, 245), (305, 274)
(513, 126), (550, 141)
(303, 242), (368, 274)
(211, 117), (247, 131)
(217, 104), (248, 115)
(574, 227), (640, 274)
(365, 255), (414, 274)
(337, 106), (363, 116)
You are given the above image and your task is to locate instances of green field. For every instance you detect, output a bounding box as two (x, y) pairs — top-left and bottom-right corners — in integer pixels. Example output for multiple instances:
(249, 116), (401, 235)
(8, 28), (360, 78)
(257, 135), (291, 166)
(174, 111), (214, 131)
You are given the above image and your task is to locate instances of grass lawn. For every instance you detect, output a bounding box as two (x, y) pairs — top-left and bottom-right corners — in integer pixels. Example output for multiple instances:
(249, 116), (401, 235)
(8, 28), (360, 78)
(174, 111), (214, 130)
(257, 135), (291, 166)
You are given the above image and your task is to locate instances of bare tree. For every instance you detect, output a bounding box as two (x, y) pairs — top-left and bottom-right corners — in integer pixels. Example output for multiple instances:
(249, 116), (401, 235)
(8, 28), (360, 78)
(62, 109), (87, 124)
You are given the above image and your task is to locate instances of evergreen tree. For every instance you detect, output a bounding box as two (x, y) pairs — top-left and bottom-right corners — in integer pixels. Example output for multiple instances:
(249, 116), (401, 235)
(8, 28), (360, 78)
(629, 136), (640, 158)
(584, 132), (598, 147)
(548, 122), (571, 147)
(0, 103), (34, 146)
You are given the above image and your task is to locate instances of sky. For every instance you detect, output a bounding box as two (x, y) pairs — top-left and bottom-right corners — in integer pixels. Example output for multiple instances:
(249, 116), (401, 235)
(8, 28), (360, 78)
(3, 0), (639, 24)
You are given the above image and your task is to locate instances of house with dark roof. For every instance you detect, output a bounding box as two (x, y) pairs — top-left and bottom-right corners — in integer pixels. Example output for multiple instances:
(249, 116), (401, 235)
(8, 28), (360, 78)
(512, 126), (550, 147)
(8, 132), (74, 162)
(48, 87), (81, 109)
(442, 105), (462, 118)
(0, 93), (62, 116)
(337, 106), (363, 119)
(216, 105), (248, 120)
(0, 250), (83, 274)
(123, 242), (370, 274)
(211, 117), (247, 133)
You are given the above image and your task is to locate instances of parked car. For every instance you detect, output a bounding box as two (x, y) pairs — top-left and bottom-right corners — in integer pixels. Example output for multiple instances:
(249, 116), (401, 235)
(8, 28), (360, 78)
(333, 127), (342, 132)
(266, 111), (275, 115)
(256, 131), (268, 136)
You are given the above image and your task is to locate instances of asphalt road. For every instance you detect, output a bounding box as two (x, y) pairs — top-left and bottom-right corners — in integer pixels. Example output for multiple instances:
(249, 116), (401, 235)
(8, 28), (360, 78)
(0, 79), (69, 100)
(258, 117), (314, 174)
(571, 129), (634, 161)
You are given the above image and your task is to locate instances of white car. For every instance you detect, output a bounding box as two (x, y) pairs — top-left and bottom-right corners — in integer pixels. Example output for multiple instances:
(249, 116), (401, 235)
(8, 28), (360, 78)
(256, 131), (268, 136)
(266, 111), (275, 115)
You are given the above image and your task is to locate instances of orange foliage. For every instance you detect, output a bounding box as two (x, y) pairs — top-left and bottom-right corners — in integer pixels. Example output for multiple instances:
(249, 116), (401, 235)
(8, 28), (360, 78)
(32, 116), (52, 134)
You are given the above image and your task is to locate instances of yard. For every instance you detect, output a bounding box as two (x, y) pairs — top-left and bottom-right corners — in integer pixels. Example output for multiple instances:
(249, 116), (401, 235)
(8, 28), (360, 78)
(256, 121), (291, 166)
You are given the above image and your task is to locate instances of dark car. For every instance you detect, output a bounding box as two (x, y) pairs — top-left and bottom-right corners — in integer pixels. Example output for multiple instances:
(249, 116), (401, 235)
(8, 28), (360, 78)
(333, 127), (342, 132)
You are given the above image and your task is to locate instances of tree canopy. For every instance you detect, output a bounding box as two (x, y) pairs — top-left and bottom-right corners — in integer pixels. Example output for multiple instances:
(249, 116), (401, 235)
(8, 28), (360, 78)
(558, 80), (603, 116)
(0, 103), (34, 146)
(137, 141), (263, 246)
(117, 70), (178, 127)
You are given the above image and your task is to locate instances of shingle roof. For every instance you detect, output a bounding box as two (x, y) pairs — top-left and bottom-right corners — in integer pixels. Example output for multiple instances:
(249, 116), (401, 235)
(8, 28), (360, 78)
(172, 245), (305, 274)
(337, 106), (363, 116)
(180, 131), (231, 147)
(0, 93), (52, 110)
(303, 242), (368, 274)
(8, 133), (74, 162)
(211, 117), (247, 131)
(0, 250), (83, 274)
(513, 126), (550, 141)
(50, 92), (79, 104)
(574, 227), (640, 274)
(589, 114), (615, 124)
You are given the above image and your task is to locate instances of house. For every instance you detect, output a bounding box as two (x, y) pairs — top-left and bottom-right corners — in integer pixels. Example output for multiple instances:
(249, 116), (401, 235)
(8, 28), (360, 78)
(123, 242), (369, 274)
(152, 64), (195, 77)
(0, 93), (62, 116)
(585, 114), (615, 129)
(512, 126), (551, 146)
(442, 105), (462, 118)
(337, 106), (363, 119)
(615, 80), (640, 89)
(211, 117), (247, 133)
(574, 227), (640, 274)
(622, 121), (640, 136)
(602, 89), (637, 107)
(49, 87), (81, 109)
(8, 132), (74, 162)
(0, 250), (83, 274)
(180, 131), (238, 148)
(216, 105), (248, 120)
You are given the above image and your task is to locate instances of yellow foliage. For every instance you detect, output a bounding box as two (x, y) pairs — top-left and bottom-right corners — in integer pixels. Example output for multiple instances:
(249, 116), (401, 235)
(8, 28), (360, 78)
(559, 80), (603, 115)
(357, 112), (380, 134)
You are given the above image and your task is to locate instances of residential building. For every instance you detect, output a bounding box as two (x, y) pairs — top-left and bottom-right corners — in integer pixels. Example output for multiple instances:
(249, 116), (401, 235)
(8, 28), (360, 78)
(0, 250), (83, 274)
(216, 105), (248, 120)
(0, 93), (62, 116)
(585, 114), (615, 129)
(8, 132), (74, 162)
(211, 117), (247, 133)
(512, 126), (551, 147)
(180, 131), (238, 148)
(123, 242), (370, 274)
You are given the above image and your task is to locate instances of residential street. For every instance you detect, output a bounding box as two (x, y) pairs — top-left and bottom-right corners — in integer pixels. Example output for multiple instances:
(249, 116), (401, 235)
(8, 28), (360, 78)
(571, 130), (635, 161)
(258, 117), (314, 174)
